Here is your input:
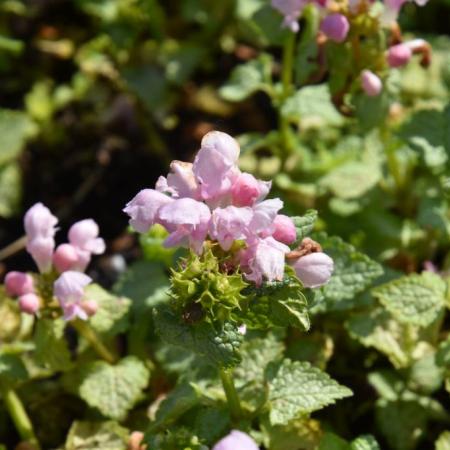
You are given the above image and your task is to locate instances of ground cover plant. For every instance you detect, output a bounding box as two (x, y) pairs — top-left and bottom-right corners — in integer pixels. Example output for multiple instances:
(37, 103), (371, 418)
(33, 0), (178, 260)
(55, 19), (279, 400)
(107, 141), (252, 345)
(0, 0), (450, 449)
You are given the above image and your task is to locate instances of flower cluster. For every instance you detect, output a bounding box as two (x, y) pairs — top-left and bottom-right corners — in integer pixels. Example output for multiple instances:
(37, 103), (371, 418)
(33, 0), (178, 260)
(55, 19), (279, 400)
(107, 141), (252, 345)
(124, 131), (333, 288)
(4, 203), (105, 321)
(271, 0), (430, 97)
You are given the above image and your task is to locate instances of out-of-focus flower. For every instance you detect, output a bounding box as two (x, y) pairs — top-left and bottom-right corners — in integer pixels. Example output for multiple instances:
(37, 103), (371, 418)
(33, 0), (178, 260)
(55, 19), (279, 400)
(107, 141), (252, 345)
(271, 0), (305, 32)
(321, 13), (350, 43)
(290, 252), (334, 287)
(5, 271), (34, 297)
(69, 219), (105, 255)
(382, 0), (429, 25)
(387, 43), (412, 67)
(54, 271), (92, 321)
(158, 198), (211, 254)
(213, 430), (259, 450)
(18, 293), (40, 315)
(156, 161), (200, 199)
(81, 299), (98, 317)
(53, 243), (80, 273)
(361, 70), (382, 96)
(24, 203), (58, 273)
(123, 189), (173, 233)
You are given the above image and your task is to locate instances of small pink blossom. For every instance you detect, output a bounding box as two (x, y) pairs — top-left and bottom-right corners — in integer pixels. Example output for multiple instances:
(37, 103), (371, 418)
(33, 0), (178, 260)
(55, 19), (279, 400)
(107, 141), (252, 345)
(213, 430), (259, 450)
(24, 203), (58, 273)
(387, 43), (412, 67)
(250, 199), (284, 235)
(158, 198), (211, 254)
(361, 70), (382, 97)
(54, 271), (92, 321)
(156, 161), (200, 199)
(243, 237), (290, 285)
(291, 252), (334, 288)
(69, 219), (105, 255)
(321, 14), (350, 43)
(193, 131), (240, 201)
(18, 293), (40, 315)
(210, 206), (253, 251)
(123, 189), (173, 233)
(4, 271), (34, 297)
(231, 173), (270, 207)
(53, 244), (80, 273)
(271, 214), (297, 244)
(271, 0), (305, 32)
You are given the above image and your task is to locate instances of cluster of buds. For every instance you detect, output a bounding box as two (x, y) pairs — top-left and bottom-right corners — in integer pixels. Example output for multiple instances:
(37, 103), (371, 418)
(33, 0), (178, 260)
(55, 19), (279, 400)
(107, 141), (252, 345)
(124, 131), (333, 288)
(271, 0), (430, 99)
(4, 203), (105, 321)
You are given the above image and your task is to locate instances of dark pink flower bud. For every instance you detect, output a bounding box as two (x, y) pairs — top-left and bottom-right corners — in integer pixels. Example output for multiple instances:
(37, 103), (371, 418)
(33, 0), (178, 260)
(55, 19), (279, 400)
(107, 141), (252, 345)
(53, 244), (79, 273)
(387, 43), (412, 67)
(18, 293), (40, 315)
(321, 14), (350, 43)
(272, 214), (297, 245)
(4, 271), (34, 297)
(231, 173), (261, 207)
(361, 70), (382, 96)
(81, 299), (98, 317)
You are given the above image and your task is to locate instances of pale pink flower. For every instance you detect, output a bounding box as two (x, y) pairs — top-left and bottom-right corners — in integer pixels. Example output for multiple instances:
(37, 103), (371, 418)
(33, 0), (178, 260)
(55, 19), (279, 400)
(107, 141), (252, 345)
(387, 43), (412, 67)
(156, 161), (200, 199)
(193, 131), (240, 201)
(291, 252), (334, 288)
(213, 430), (259, 450)
(53, 243), (80, 273)
(231, 173), (270, 207)
(123, 189), (173, 233)
(69, 219), (105, 255)
(5, 271), (34, 297)
(271, 0), (305, 32)
(54, 271), (92, 321)
(321, 13), (350, 43)
(24, 203), (58, 273)
(250, 199), (284, 235)
(18, 293), (40, 315)
(210, 206), (253, 251)
(361, 70), (382, 96)
(271, 214), (297, 244)
(158, 198), (211, 254)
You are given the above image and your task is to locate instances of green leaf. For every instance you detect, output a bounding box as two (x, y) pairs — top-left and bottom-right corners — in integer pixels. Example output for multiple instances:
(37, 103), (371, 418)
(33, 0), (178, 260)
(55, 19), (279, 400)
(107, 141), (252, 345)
(145, 426), (207, 450)
(139, 224), (176, 266)
(34, 318), (72, 372)
(154, 306), (242, 368)
(0, 290), (21, 342)
(0, 354), (27, 388)
(350, 435), (381, 450)
(65, 421), (129, 450)
(292, 210), (318, 244)
(192, 407), (230, 444)
(266, 359), (352, 425)
(318, 432), (349, 450)
(281, 85), (344, 128)
(220, 54), (272, 102)
(372, 272), (446, 327)
(72, 356), (150, 420)
(312, 235), (383, 311)
(436, 431), (450, 450)
(0, 162), (21, 218)
(85, 284), (131, 337)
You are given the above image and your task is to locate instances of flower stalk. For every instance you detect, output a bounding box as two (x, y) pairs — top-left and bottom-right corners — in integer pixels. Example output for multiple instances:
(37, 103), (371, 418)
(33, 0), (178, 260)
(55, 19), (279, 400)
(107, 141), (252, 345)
(219, 368), (243, 423)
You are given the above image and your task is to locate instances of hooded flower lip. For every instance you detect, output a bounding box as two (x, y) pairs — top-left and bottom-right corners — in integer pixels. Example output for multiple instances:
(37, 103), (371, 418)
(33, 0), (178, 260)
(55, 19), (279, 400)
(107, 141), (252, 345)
(123, 188), (173, 233)
(69, 219), (105, 255)
(54, 271), (92, 321)
(212, 430), (259, 450)
(156, 160), (200, 199)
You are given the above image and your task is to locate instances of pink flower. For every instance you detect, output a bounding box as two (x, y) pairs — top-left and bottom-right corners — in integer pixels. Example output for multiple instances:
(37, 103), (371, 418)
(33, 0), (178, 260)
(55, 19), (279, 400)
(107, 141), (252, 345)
(250, 199), (284, 235)
(210, 206), (253, 251)
(290, 252), (334, 288)
(81, 299), (98, 317)
(361, 70), (382, 96)
(231, 173), (270, 207)
(321, 14), (350, 43)
(213, 430), (259, 450)
(53, 243), (80, 273)
(54, 271), (92, 321)
(387, 43), (412, 67)
(156, 161), (200, 199)
(271, 214), (297, 244)
(24, 203), (58, 273)
(158, 198), (211, 254)
(193, 131), (240, 201)
(123, 189), (173, 233)
(242, 237), (290, 285)
(4, 271), (34, 297)
(271, 0), (306, 32)
(69, 219), (105, 255)
(18, 293), (40, 315)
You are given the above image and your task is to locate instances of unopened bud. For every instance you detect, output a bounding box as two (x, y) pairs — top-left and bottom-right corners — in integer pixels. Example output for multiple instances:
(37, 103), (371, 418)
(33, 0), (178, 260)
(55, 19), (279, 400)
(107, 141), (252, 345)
(321, 14), (350, 43)
(18, 293), (40, 315)
(5, 271), (34, 297)
(361, 70), (382, 97)
(387, 43), (412, 67)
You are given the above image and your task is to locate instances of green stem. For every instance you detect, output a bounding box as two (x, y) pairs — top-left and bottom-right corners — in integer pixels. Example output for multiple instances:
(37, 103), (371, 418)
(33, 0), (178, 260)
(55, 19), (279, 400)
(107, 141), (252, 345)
(219, 368), (243, 422)
(73, 320), (117, 364)
(1, 387), (40, 449)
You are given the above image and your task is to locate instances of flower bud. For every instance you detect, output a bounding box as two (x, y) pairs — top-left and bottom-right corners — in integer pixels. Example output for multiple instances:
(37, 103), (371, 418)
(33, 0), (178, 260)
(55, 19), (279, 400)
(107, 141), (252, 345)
(387, 43), (412, 67)
(18, 293), (40, 315)
(81, 299), (98, 317)
(321, 14), (350, 43)
(238, 324), (247, 335)
(5, 271), (34, 297)
(272, 214), (297, 245)
(53, 244), (79, 273)
(213, 430), (259, 450)
(68, 219), (105, 255)
(361, 70), (382, 97)
(24, 203), (58, 240)
(290, 252), (334, 288)
(231, 173), (261, 207)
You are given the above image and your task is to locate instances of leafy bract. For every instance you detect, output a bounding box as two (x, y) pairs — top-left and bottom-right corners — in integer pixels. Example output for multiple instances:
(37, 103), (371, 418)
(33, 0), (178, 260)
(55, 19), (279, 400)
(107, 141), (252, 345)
(266, 359), (352, 425)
